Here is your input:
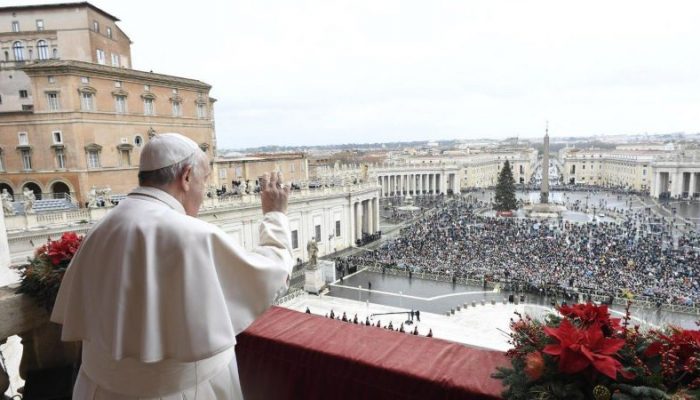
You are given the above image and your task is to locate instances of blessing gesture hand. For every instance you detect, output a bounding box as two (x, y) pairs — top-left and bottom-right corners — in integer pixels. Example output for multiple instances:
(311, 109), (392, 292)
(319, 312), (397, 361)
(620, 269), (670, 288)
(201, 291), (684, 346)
(260, 171), (290, 214)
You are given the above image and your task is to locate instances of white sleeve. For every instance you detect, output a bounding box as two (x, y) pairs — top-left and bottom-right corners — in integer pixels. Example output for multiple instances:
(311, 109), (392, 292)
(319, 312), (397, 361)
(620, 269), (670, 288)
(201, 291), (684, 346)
(213, 211), (294, 334)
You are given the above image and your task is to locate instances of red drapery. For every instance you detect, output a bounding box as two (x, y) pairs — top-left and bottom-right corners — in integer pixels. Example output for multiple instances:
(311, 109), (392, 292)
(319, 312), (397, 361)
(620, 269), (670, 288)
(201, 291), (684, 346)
(236, 307), (508, 399)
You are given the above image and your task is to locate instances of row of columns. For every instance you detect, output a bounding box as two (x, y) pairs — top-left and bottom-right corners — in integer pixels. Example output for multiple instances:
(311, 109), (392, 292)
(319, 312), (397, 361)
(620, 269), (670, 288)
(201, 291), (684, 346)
(652, 170), (700, 198)
(353, 197), (379, 243)
(377, 173), (450, 197)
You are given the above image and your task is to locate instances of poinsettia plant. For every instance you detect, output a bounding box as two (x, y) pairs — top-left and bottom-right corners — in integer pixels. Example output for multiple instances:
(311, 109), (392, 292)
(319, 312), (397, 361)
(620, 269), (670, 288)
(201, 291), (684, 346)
(493, 302), (700, 400)
(16, 232), (84, 311)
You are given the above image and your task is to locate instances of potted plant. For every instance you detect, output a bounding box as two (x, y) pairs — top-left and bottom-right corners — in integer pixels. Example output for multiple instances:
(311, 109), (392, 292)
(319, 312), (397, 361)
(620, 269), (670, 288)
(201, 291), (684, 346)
(15, 232), (84, 395)
(493, 302), (700, 399)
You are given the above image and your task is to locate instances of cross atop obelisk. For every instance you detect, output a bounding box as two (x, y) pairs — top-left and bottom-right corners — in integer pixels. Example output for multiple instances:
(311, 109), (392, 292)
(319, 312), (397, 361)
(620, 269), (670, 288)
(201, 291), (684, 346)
(540, 122), (550, 204)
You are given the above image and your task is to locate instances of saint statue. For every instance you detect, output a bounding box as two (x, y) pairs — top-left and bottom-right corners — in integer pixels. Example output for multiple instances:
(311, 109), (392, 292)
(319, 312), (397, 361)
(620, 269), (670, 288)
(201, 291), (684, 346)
(307, 240), (319, 269)
(87, 186), (98, 208)
(23, 188), (35, 214)
(1, 189), (14, 216)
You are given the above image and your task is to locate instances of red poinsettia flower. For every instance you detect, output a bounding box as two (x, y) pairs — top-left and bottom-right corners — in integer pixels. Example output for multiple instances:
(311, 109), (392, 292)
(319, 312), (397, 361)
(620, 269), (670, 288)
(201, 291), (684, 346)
(543, 319), (632, 380)
(645, 328), (700, 359)
(45, 232), (83, 266)
(558, 302), (622, 334)
(524, 351), (545, 380)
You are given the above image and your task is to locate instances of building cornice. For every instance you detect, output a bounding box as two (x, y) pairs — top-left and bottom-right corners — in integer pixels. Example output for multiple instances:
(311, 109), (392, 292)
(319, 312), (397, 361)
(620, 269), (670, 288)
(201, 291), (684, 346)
(0, 30), (58, 40)
(20, 60), (212, 91)
(0, 2), (121, 22)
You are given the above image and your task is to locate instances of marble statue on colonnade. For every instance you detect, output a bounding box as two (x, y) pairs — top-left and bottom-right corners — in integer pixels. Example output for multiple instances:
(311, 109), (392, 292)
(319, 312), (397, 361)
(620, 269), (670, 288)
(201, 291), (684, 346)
(307, 240), (319, 269)
(1, 189), (14, 216)
(23, 188), (35, 214)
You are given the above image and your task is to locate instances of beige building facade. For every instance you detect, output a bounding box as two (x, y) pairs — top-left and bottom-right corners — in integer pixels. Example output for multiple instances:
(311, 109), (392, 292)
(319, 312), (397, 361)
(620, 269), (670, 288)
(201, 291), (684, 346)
(561, 148), (655, 191)
(0, 3), (215, 205)
(214, 153), (309, 190)
(0, 2), (132, 112)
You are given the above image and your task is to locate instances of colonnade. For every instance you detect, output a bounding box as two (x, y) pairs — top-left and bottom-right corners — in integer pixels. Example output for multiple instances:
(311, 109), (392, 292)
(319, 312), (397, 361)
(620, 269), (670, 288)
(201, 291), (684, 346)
(652, 170), (700, 199)
(376, 173), (457, 197)
(352, 197), (379, 243)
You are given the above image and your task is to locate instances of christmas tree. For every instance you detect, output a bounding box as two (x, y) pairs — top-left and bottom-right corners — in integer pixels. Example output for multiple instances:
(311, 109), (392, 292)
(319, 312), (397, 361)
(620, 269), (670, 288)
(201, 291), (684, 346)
(494, 160), (517, 211)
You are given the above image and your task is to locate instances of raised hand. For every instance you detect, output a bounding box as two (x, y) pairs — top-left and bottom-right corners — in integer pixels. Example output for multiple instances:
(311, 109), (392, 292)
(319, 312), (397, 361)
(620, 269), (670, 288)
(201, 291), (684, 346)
(259, 171), (290, 214)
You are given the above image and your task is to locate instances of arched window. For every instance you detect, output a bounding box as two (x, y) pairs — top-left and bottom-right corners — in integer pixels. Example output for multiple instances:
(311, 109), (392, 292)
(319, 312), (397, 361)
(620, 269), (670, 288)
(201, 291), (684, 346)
(51, 181), (70, 198)
(37, 40), (49, 60)
(12, 41), (24, 61)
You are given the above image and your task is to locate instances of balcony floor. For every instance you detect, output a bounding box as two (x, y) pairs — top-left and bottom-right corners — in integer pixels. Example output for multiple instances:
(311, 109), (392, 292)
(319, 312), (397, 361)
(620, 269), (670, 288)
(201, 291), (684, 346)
(282, 292), (552, 351)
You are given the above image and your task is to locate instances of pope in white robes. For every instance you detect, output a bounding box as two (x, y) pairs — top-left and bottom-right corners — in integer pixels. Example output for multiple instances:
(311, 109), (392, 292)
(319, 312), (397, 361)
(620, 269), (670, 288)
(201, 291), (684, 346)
(51, 133), (293, 399)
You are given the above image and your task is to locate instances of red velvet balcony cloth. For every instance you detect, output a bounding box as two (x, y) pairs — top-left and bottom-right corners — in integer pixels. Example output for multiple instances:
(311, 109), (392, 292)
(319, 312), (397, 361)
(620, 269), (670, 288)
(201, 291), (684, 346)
(236, 306), (508, 400)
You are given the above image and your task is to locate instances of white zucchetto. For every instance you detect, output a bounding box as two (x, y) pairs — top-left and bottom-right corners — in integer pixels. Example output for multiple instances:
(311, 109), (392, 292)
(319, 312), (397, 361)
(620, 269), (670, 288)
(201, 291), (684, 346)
(139, 133), (201, 172)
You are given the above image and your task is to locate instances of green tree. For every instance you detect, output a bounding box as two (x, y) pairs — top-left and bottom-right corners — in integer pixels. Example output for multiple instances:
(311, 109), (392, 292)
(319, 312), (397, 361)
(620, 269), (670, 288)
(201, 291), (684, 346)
(494, 160), (517, 211)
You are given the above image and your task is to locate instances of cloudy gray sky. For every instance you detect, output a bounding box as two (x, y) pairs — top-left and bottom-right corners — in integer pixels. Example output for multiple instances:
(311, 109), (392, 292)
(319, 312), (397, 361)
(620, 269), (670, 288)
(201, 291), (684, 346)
(14, 0), (700, 148)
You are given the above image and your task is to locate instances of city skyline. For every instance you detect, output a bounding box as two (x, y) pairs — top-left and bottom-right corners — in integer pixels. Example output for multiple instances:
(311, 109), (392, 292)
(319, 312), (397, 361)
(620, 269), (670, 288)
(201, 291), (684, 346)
(10, 0), (700, 149)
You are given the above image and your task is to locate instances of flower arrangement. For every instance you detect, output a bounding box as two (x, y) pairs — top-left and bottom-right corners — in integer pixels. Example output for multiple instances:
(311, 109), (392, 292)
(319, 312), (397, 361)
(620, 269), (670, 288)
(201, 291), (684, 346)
(17, 232), (84, 311)
(493, 302), (700, 400)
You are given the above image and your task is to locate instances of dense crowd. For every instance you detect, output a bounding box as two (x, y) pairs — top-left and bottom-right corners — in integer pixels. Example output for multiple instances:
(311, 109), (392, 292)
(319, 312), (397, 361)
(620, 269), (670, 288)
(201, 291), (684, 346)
(351, 197), (700, 306)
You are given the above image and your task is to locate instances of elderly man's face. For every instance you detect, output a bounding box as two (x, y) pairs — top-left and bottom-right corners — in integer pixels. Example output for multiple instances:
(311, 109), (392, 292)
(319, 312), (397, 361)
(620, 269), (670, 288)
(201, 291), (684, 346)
(183, 157), (211, 217)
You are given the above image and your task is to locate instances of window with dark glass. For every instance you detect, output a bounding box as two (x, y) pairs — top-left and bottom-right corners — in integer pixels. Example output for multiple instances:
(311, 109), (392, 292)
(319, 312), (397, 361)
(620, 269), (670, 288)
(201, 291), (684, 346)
(12, 41), (24, 61)
(55, 149), (65, 169)
(36, 40), (49, 60)
(291, 230), (299, 249)
(47, 92), (59, 111)
(21, 150), (32, 170)
(87, 150), (100, 168)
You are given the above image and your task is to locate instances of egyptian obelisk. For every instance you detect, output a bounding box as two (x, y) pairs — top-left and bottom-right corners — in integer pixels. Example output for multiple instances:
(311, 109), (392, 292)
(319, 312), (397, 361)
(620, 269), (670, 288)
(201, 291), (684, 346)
(540, 123), (550, 204)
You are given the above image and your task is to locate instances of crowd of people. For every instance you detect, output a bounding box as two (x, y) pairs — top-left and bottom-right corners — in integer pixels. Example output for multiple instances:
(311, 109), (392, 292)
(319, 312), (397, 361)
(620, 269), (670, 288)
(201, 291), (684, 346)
(349, 196), (700, 307)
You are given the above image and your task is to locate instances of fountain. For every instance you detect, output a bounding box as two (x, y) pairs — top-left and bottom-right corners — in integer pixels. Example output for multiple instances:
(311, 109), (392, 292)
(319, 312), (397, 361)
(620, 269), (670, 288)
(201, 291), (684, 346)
(396, 194), (421, 213)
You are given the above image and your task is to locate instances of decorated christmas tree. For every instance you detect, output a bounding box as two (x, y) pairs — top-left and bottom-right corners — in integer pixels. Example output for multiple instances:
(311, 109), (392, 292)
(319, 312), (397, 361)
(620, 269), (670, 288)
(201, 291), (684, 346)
(494, 160), (517, 211)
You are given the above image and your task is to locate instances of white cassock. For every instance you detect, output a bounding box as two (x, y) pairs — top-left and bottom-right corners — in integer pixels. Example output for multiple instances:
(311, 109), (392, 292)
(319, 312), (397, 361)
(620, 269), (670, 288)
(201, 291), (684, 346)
(51, 186), (293, 399)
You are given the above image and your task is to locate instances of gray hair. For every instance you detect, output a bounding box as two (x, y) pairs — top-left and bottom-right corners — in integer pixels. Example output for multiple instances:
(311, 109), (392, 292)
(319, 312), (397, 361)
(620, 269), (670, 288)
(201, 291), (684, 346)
(138, 151), (208, 187)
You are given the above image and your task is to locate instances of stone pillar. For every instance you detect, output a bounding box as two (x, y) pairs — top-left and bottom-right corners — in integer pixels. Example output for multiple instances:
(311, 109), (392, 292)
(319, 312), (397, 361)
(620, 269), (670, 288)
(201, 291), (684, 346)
(356, 202), (363, 240)
(0, 204), (16, 287)
(690, 172), (698, 198)
(373, 197), (379, 232)
(672, 171), (683, 198)
(653, 171), (661, 198)
(366, 199), (373, 234)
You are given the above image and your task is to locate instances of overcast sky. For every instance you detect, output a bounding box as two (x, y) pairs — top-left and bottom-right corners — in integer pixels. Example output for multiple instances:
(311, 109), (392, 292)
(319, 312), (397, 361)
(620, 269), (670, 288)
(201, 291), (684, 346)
(13, 0), (700, 149)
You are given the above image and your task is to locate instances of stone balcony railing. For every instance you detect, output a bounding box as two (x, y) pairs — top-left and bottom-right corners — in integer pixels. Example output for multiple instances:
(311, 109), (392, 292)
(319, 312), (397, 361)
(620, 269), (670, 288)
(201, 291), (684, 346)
(0, 286), (81, 397)
(0, 294), (508, 399)
(3, 183), (381, 233)
(204, 183), (379, 210)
